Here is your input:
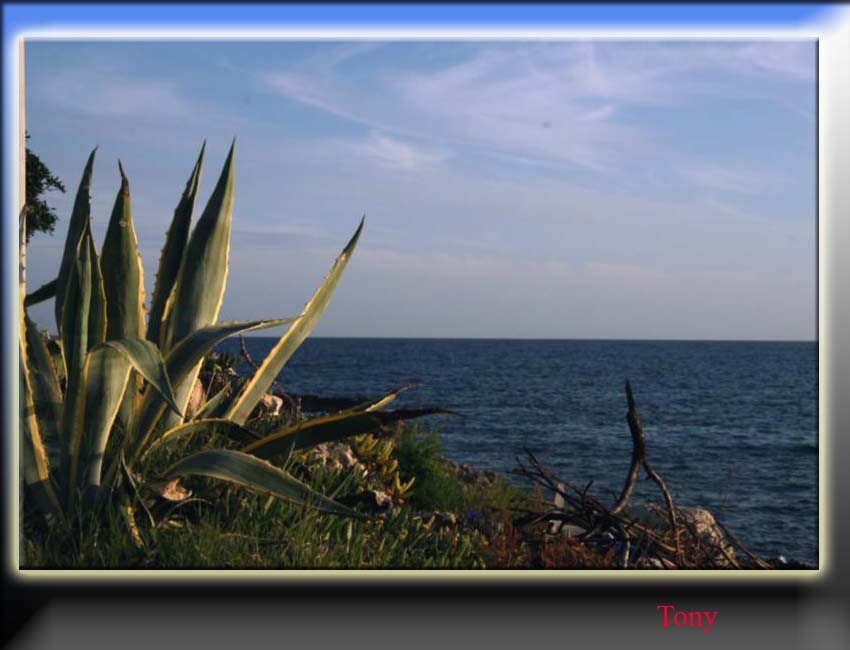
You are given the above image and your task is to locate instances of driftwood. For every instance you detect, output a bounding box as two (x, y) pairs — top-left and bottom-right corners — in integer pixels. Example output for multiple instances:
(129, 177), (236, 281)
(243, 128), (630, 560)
(515, 452), (685, 563)
(611, 381), (683, 565)
(513, 381), (764, 569)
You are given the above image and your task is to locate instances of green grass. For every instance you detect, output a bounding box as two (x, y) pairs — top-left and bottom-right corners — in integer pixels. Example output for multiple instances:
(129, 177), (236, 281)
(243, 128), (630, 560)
(21, 479), (489, 570)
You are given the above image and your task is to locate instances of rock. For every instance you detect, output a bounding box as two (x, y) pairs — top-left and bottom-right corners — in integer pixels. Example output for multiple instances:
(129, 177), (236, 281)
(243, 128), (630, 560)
(548, 482), (567, 533)
(314, 443), (367, 475)
(346, 489), (393, 511)
(558, 524), (586, 538)
(248, 392), (285, 420)
(626, 504), (736, 566)
(147, 478), (192, 501)
(260, 393), (284, 417)
(371, 490), (393, 509)
(336, 488), (393, 512)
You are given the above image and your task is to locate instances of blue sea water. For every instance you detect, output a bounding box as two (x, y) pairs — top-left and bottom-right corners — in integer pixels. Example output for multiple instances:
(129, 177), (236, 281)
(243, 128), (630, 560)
(219, 337), (818, 566)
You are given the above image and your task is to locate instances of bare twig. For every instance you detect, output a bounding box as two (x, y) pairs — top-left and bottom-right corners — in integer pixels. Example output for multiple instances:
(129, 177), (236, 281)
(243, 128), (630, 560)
(610, 382), (644, 516)
(515, 449), (681, 559)
(619, 381), (684, 566)
(238, 334), (258, 371)
(510, 378), (755, 569)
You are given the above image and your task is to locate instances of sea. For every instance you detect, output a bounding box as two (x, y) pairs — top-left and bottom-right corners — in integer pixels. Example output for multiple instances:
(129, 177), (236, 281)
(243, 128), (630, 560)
(217, 337), (818, 566)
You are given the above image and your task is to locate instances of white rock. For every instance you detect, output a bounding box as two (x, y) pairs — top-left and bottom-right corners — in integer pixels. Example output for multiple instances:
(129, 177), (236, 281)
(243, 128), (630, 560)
(260, 393), (284, 417)
(627, 504), (736, 566)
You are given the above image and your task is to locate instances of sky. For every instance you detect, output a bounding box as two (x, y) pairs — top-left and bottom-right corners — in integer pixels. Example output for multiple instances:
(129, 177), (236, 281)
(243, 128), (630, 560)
(23, 40), (816, 340)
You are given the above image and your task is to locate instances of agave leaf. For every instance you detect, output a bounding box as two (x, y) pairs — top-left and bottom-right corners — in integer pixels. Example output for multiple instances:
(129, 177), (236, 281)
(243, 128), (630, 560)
(86, 232), (107, 348)
(102, 162), (145, 341)
(243, 412), (386, 460)
(62, 226), (108, 501)
(78, 344), (131, 493)
(55, 149), (96, 333)
(60, 239), (91, 392)
(158, 318), (294, 418)
(127, 318), (295, 464)
(46, 337), (66, 386)
(119, 491), (145, 550)
(160, 143), (235, 429)
(60, 231), (94, 493)
(147, 142), (205, 347)
(101, 162), (145, 431)
(164, 449), (365, 518)
(24, 278), (57, 307)
(79, 338), (182, 493)
(117, 452), (156, 528)
(160, 142), (234, 348)
(23, 314), (62, 451)
(354, 384), (411, 414)
(20, 212), (61, 515)
(145, 418), (259, 458)
(60, 226), (106, 390)
(241, 387), (441, 460)
(72, 226), (108, 364)
(97, 338), (182, 416)
(244, 409), (448, 460)
(20, 345), (62, 516)
(227, 218), (365, 425)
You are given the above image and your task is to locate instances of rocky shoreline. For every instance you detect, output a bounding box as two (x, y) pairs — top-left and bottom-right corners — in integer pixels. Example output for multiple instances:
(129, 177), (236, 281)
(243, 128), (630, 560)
(196, 358), (814, 570)
(305, 437), (813, 570)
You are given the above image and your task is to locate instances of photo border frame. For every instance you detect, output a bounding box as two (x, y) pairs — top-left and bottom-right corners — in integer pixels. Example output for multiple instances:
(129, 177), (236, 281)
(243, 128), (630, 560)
(3, 3), (846, 592)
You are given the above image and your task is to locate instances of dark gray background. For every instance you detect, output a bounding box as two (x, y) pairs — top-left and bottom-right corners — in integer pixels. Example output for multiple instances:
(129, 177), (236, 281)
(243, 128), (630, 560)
(5, 592), (850, 650)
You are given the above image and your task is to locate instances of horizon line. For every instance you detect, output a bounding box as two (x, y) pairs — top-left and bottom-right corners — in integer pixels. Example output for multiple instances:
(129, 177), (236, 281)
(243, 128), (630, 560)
(241, 334), (818, 344)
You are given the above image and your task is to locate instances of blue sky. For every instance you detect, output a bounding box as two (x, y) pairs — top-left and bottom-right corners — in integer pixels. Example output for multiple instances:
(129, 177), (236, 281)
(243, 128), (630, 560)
(24, 40), (816, 340)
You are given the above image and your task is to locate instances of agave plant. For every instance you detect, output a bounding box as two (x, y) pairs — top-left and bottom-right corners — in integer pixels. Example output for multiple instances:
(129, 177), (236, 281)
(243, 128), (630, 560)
(20, 142), (434, 527)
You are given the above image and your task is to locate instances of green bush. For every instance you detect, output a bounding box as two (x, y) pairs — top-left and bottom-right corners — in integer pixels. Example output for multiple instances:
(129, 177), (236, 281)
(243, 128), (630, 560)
(393, 427), (466, 511)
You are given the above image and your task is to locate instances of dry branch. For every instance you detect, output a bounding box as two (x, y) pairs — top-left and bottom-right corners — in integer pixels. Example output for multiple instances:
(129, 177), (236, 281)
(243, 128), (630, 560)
(512, 380), (771, 569)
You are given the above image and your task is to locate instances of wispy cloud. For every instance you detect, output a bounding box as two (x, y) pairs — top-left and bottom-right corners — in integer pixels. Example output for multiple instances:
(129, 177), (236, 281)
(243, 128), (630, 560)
(328, 132), (449, 170)
(30, 63), (190, 120)
(23, 40), (816, 340)
(264, 72), (358, 123)
(262, 41), (814, 173)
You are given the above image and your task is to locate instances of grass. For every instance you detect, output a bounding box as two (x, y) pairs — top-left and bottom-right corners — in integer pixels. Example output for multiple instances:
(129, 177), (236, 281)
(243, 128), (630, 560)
(22, 416), (766, 570)
(21, 421), (518, 569)
(23, 414), (767, 570)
